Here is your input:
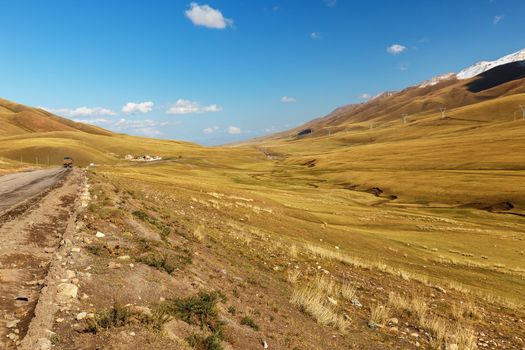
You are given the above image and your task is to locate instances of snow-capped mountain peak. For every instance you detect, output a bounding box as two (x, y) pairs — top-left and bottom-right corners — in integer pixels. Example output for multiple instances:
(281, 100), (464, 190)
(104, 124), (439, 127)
(456, 48), (525, 80)
(418, 73), (456, 88)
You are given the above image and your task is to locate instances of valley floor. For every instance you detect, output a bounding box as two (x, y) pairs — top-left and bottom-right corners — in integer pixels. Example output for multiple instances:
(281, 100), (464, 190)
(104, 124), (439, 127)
(12, 154), (522, 349)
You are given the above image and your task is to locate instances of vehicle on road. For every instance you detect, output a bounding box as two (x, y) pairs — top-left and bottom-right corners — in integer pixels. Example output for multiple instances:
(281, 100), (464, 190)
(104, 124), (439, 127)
(63, 156), (73, 168)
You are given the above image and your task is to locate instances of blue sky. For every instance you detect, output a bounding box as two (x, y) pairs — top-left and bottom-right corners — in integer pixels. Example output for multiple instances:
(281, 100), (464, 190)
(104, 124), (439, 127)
(1, 0), (524, 145)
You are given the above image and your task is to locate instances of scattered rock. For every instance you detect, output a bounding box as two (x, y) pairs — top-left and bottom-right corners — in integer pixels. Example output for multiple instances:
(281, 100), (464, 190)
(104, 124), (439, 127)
(388, 317), (399, 325)
(261, 340), (269, 348)
(71, 247), (81, 253)
(65, 270), (76, 279)
(433, 285), (446, 294)
(6, 319), (20, 328)
(410, 332), (419, 338)
(129, 305), (153, 317)
(351, 297), (362, 307)
(6, 333), (19, 341)
(57, 283), (78, 299)
(327, 297), (338, 305)
(95, 231), (106, 238)
(76, 312), (87, 320)
(108, 262), (121, 269)
(368, 321), (377, 330)
(35, 338), (52, 350)
(117, 255), (131, 261)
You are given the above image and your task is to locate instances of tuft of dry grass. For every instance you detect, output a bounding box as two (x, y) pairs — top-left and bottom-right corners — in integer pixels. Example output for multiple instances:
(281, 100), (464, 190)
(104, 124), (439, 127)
(411, 296), (428, 323)
(315, 275), (340, 296)
(387, 292), (427, 323)
(287, 269), (301, 284)
(446, 326), (478, 350)
(451, 301), (480, 322)
(388, 292), (410, 310)
(340, 281), (356, 301)
(369, 304), (390, 326)
(289, 244), (298, 258)
(422, 316), (448, 349)
(290, 285), (349, 333)
(193, 224), (206, 241)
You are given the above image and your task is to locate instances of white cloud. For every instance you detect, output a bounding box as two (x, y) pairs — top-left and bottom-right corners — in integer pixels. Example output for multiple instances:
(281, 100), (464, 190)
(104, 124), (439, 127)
(40, 106), (117, 117)
(386, 44), (407, 55)
(113, 118), (168, 129)
(324, 0), (337, 7)
(166, 99), (222, 115)
(185, 2), (233, 29)
(121, 101), (154, 114)
(493, 15), (504, 24)
(134, 127), (161, 137)
(228, 126), (241, 134)
(203, 126), (219, 134)
(311, 32), (321, 39)
(359, 93), (371, 100)
(280, 96), (297, 103)
(72, 118), (112, 124)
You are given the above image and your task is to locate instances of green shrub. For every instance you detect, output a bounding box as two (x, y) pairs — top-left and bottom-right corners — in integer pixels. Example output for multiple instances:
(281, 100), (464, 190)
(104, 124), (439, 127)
(240, 316), (259, 331)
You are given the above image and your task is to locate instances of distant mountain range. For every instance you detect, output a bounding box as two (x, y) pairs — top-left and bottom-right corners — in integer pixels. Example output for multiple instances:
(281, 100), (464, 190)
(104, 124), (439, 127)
(258, 48), (525, 140)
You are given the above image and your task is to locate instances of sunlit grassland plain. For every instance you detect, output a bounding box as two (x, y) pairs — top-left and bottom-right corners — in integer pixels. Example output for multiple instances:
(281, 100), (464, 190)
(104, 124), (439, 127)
(92, 142), (525, 307)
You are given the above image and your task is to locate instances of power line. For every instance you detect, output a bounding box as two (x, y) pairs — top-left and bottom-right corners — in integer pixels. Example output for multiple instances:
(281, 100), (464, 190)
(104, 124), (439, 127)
(439, 107), (447, 120)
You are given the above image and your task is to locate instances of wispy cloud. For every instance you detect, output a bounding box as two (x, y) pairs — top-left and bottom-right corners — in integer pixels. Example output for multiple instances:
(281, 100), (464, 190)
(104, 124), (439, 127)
(310, 32), (321, 39)
(40, 106), (117, 117)
(121, 101), (154, 114)
(359, 93), (371, 100)
(72, 118), (112, 124)
(166, 99), (222, 115)
(399, 63), (409, 71)
(386, 44), (407, 55)
(280, 96), (297, 103)
(185, 2), (233, 29)
(112, 118), (173, 137)
(203, 126), (219, 134)
(493, 15), (504, 24)
(228, 125), (241, 134)
(324, 0), (337, 7)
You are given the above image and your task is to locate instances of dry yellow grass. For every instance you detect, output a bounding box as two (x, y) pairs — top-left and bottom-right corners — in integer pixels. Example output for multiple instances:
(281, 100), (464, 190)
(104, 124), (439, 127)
(369, 304), (390, 326)
(422, 316), (448, 349)
(290, 285), (349, 333)
(446, 326), (478, 350)
(192, 224), (206, 241)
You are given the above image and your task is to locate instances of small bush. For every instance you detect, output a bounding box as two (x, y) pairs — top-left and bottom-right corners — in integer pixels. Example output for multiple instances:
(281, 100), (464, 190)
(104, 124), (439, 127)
(133, 210), (171, 239)
(160, 292), (220, 329)
(85, 302), (170, 334)
(240, 316), (259, 331)
(187, 333), (223, 350)
(137, 252), (181, 274)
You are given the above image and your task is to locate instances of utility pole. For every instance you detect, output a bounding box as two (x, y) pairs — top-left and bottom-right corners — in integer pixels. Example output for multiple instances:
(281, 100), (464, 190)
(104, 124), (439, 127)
(440, 107), (447, 120)
(402, 114), (408, 124)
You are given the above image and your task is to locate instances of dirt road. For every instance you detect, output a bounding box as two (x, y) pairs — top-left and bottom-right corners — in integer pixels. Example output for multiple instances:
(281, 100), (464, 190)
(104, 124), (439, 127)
(0, 168), (81, 349)
(0, 168), (67, 213)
